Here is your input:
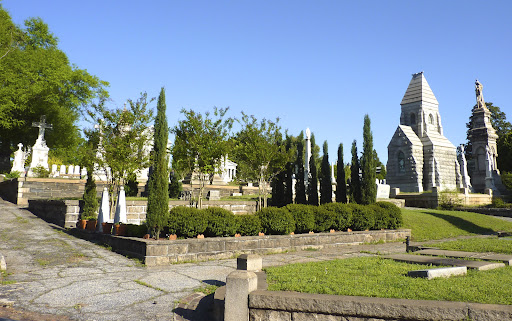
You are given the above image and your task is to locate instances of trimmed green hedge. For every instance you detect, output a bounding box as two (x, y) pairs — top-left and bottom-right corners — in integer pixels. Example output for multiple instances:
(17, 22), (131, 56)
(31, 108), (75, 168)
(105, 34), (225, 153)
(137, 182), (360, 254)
(166, 202), (403, 238)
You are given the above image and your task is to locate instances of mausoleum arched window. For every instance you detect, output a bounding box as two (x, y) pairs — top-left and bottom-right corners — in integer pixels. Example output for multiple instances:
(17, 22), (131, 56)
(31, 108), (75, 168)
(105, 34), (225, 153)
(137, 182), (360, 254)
(398, 151), (405, 174)
(410, 113), (416, 125)
(428, 114), (434, 125)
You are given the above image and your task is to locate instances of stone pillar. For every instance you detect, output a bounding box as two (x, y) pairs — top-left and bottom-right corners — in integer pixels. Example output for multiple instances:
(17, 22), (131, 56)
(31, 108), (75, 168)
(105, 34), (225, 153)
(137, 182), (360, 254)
(224, 270), (258, 321)
(114, 186), (127, 224)
(237, 254), (262, 271)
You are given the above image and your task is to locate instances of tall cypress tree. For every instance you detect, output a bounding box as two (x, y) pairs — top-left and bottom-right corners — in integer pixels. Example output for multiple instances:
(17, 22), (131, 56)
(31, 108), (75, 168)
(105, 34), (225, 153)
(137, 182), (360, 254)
(271, 170), (285, 207)
(320, 141), (332, 204)
(307, 153), (319, 206)
(284, 137), (294, 205)
(350, 140), (362, 204)
(146, 87), (169, 238)
(336, 143), (347, 203)
(295, 140), (307, 204)
(361, 114), (376, 205)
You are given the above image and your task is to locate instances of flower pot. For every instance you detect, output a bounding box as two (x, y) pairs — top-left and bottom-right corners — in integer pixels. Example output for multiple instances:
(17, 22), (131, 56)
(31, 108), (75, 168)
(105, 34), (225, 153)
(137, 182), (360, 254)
(114, 224), (126, 236)
(234, 233), (241, 238)
(168, 234), (177, 240)
(347, 228), (352, 232)
(308, 231), (314, 234)
(289, 232), (294, 235)
(197, 234), (204, 239)
(143, 234), (150, 239)
(78, 219), (87, 230)
(86, 220), (97, 231)
(330, 229), (335, 233)
(102, 223), (113, 234)
(258, 232), (265, 236)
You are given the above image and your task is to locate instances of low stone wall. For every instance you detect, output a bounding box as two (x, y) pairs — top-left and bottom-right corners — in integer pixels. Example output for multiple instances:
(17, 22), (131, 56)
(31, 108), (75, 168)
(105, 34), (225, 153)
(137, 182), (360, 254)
(396, 190), (492, 208)
(457, 207), (512, 218)
(28, 199), (80, 228)
(99, 229), (410, 267)
(248, 290), (512, 321)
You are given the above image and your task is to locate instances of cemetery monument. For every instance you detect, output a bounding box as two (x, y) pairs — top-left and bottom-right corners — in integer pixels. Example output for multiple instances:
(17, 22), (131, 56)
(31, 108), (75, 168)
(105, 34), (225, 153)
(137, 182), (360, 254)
(386, 72), (459, 192)
(27, 115), (52, 177)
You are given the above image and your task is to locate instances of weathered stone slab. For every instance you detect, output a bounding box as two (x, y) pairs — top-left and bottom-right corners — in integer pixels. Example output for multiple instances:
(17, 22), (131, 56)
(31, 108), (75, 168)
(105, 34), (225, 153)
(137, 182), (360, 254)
(408, 266), (467, 279)
(416, 249), (512, 265)
(383, 254), (505, 270)
(0, 253), (6, 271)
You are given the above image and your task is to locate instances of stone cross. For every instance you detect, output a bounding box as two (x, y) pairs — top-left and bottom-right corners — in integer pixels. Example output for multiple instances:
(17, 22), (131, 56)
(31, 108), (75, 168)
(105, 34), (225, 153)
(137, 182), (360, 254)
(32, 115), (53, 143)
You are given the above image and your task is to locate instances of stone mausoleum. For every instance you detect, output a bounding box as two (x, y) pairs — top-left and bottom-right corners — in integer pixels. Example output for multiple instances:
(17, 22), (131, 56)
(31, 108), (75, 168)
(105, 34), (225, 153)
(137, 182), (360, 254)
(387, 72), (459, 192)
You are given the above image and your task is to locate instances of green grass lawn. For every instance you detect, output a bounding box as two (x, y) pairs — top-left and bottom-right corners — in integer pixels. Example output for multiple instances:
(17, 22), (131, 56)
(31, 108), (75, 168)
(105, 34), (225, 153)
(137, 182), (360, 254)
(402, 208), (512, 241)
(426, 237), (512, 254)
(265, 256), (512, 304)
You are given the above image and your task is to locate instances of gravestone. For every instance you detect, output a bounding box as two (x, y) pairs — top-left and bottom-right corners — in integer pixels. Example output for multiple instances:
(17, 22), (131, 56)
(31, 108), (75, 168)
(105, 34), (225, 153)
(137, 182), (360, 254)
(28, 116), (52, 177)
(376, 179), (390, 199)
(11, 143), (25, 174)
(207, 190), (221, 200)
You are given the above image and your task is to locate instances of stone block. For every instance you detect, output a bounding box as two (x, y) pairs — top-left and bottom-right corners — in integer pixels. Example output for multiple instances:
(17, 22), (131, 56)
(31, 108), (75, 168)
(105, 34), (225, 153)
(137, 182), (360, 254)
(390, 187), (400, 197)
(225, 270), (258, 321)
(292, 312), (340, 321)
(0, 253), (6, 271)
(144, 256), (169, 267)
(188, 240), (225, 253)
(250, 309), (291, 321)
(146, 244), (168, 256)
(226, 239), (260, 251)
(167, 243), (189, 255)
(237, 254), (262, 271)
(408, 266), (467, 279)
(207, 190), (221, 200)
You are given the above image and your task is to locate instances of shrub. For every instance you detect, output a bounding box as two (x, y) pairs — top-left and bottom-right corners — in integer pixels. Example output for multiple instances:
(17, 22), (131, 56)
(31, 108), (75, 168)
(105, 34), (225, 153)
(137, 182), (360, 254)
(284, 204), (315, 234)
(235, 214), (261, 236)
(258, 207), (295, 235)
(125, 223), (148, 237)
(369, 205), (387, 230)
(348, 204), (375, 231)
(32, 165), (50, 178)
(168, 206), (207, 237)
(5, 171), (20, 179)
(321, 203), (352, 231)
(82, 167), (98, 220)
(375, 201), (403, 229)
(204, 207), (237, 237)
(312, 206), (334, 232)
(124, 172), (139, 197)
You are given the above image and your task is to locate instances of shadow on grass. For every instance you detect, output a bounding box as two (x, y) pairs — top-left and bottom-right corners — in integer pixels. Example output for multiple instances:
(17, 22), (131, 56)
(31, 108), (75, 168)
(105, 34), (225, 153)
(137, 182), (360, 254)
(423, 212), (496, 235)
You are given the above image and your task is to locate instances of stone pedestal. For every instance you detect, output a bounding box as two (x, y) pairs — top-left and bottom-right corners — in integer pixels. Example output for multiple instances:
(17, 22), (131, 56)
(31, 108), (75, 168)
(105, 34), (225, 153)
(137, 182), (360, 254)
(28, 141), (49, 177)
(224, 270), (258, 321)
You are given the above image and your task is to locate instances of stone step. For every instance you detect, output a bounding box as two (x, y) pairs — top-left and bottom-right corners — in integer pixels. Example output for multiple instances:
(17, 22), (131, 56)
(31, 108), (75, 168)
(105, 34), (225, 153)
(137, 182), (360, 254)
(416, 249), (512, 265)
(383, 254), (505, 271)
(408, 266), (467, 280)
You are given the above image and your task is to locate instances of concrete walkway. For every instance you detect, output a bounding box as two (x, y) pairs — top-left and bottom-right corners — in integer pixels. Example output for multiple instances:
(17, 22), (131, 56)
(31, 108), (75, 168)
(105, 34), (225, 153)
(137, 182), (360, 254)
(0, 199), (406, 321)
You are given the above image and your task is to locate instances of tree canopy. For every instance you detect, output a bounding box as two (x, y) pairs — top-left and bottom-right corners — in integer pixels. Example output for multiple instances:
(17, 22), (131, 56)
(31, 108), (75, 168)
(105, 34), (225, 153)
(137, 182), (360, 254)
(0, 8), (108, 170)
(231, 113), (292, 208)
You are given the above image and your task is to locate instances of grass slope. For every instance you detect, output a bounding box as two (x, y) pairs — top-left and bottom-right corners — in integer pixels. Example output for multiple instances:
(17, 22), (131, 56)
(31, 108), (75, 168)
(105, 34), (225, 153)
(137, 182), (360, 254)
(266, 256), (512, 304)
(427, 237), (512, 254)
(402, 208), (512, 241)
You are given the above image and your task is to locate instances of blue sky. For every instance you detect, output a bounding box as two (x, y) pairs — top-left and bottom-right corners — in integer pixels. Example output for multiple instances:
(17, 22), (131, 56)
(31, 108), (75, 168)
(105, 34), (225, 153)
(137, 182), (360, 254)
(3, 0), (511, 164)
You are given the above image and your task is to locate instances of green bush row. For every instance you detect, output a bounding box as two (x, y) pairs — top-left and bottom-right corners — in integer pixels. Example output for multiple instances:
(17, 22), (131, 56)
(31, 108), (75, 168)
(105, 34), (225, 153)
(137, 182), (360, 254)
(166, 202), (403, 238)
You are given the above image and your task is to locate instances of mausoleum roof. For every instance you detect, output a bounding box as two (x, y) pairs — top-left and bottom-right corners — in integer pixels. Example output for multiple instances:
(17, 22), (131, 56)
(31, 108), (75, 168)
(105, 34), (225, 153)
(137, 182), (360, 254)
(401, 72), (438, 105)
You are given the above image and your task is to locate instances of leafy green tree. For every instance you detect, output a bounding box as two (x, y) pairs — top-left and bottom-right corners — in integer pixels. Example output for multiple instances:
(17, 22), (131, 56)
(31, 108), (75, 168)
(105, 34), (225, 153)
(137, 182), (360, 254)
(336, 143), (347, 203)
(169, 170), (182, 198)
(0, 10), (108, 170)
(374, 150), (386, 181)
(498, 131), (512, 173)
(146, 88), (169, 238)
(82, 164), (98, 220)
(172, 107), (232, 209)
(86, 93), (154, 214)
(307, 153), (319, 206)
(231, 113), (292, 208)
(320, 141), (332, 204)
(295, 139), (307, 204)
(361, 115), (376, 205)
(350, 140), (362, 204)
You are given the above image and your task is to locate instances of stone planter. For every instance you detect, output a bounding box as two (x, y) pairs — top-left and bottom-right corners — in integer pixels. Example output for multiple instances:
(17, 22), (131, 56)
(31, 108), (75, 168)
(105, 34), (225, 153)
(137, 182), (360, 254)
(78, 219), (87, 230)
(86, 220), (97, 231)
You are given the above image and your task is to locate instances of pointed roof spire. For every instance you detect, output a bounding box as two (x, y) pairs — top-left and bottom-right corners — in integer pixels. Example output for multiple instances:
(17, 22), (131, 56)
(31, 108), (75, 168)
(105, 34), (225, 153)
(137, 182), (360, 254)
(400, 72), (438, 105)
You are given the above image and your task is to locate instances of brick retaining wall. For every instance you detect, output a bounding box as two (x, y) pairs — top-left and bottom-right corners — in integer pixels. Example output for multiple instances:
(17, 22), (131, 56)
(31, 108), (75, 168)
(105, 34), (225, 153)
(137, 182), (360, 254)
(248, 290), (512, 321)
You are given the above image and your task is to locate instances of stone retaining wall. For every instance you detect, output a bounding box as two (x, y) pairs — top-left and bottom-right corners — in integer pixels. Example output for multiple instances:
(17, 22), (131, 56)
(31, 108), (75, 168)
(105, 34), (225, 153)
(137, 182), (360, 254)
(248, 290), (512, 321)
(457, 207), (512, 218)
(396, 190), (492, 208)
(99, 229), (411, 267)
(0, 178), (18, 204)
(27, 199), (258, 228)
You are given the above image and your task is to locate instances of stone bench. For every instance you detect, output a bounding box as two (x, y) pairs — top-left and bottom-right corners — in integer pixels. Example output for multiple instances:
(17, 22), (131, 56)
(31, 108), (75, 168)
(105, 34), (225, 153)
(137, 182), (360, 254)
(408, 266), (467, 279)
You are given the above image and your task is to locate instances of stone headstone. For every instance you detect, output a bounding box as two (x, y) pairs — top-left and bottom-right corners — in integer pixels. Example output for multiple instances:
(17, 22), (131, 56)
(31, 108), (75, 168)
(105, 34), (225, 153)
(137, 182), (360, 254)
(74, 165), (80, 176)
(376, 183), (390, 199)
(207, 190), (220, 200)
(11, 143), (25, 173)
(28, 116), (52, 176)
(68, 165), (74, 175)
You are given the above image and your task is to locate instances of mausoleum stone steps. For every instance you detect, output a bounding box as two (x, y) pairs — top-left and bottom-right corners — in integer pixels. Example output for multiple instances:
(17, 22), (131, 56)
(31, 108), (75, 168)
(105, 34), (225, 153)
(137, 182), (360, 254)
(415, 249), (512, 265)
(382, 253), (505, 271)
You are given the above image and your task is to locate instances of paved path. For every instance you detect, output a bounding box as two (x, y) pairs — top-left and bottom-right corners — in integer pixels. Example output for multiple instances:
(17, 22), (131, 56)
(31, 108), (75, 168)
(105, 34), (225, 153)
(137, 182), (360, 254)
(0, 199), (407, 321)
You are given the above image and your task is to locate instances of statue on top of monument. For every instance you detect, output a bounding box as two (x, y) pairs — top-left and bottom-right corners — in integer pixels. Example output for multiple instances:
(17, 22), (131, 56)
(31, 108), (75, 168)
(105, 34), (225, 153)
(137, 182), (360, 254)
(475, 79), (486, 110)
(32, 115), (53, 147)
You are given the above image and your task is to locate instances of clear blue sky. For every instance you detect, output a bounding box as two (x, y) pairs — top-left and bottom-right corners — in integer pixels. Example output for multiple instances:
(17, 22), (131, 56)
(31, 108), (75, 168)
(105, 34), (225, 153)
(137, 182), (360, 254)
(3, 0), (511, 165)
